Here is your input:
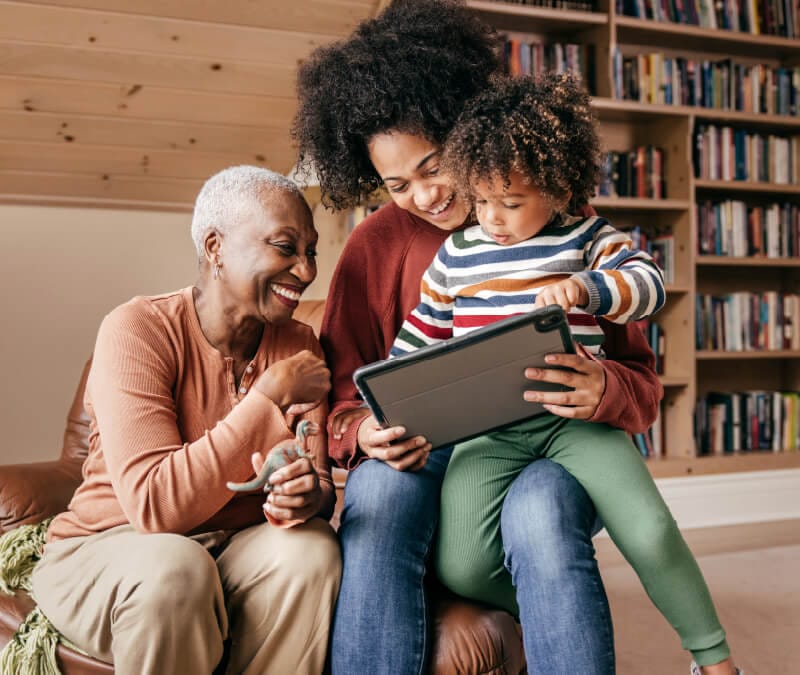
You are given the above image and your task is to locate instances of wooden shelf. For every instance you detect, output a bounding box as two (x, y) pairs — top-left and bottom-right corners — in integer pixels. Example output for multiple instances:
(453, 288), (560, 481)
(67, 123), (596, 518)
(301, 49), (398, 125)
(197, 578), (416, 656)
(659, 376), (690, 387)
(614, 16), (800, 60)
(696, 350), (800, 360)
(465, 1), (605, 32)
(592, 196), (690, 210)
(462, 3), (800, 479)
(665, 284), (691, 294)
(694, 179), (800, 195)
(647, 451), (800, 478)
(697, 256), (800, 268)
(593, 98), (800, 129)
(592, 97), (691, 121)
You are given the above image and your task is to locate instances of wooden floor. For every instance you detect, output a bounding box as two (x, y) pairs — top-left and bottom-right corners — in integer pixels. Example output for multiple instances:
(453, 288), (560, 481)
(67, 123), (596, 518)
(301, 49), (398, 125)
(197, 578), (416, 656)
(597, 520), (800, 674)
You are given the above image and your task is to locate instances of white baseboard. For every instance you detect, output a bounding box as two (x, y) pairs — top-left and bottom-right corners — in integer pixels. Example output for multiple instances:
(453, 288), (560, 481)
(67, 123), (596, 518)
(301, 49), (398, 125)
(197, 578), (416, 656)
(597, 468), (800, 536)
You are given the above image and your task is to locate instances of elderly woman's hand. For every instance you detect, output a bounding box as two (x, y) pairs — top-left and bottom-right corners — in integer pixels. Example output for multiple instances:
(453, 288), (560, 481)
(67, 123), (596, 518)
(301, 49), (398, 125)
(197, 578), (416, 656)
(251, 451), (323, 523)
(255, 350), (330, 413)
(522, 343), (606, 420)
(357, 415), (432, 472)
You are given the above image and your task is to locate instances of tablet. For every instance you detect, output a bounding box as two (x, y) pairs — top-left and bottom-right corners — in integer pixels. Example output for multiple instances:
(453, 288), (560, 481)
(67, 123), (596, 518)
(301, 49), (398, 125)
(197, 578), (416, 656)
(352, 305), (575, 449)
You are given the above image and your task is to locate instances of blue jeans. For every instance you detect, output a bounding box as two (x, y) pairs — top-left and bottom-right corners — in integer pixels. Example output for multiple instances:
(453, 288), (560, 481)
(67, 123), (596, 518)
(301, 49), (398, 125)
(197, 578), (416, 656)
(330, 448), (453, 675)
(330, 454), (613, 675)
(502, 459), (614, 675)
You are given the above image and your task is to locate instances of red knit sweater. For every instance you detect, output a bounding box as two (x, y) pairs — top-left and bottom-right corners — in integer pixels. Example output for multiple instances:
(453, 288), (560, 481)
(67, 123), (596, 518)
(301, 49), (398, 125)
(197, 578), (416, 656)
(320, 202), (664, 469)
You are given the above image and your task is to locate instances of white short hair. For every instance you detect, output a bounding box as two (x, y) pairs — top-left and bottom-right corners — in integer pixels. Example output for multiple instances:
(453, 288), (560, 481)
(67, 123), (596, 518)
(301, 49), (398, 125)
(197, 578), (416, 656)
(190, 165), (304, 257)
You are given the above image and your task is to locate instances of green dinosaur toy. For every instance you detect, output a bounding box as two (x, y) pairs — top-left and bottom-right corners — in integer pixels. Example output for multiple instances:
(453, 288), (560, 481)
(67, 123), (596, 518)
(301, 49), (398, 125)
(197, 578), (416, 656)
(226, 420), (319, 493)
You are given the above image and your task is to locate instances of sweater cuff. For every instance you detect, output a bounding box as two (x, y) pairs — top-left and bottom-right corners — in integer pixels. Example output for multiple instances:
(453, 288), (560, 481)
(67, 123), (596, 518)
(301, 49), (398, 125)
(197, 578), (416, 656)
(327, 405), (371, 469)
(341, 414), (370, 470)
(574, 271), (602, 314)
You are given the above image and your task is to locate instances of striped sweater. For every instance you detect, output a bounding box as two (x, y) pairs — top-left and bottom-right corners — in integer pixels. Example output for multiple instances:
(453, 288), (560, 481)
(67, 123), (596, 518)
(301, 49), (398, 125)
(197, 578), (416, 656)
(391, 215), (665, 356)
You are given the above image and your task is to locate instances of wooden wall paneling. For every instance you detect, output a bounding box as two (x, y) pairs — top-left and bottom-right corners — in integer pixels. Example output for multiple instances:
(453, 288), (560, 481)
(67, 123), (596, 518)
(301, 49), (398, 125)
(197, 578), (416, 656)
(0, 76), (297, 128)
(0, 41), (296, 98)
(0, 110), (295, 164)
(0, 169), (202, 205)
(0, 139), (276, 178)
(0, 2), (339, 65)
(13, 0), (377, 36)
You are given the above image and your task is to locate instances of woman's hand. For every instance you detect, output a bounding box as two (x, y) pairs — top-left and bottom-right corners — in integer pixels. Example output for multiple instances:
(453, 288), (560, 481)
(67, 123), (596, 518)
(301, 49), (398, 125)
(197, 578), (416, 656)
(522, 343), (606, 420)
(357, 415), (432, 472)
(252, 452), (322, 523)
(254, 350), (330, 412)
(534, 278), (588, 312)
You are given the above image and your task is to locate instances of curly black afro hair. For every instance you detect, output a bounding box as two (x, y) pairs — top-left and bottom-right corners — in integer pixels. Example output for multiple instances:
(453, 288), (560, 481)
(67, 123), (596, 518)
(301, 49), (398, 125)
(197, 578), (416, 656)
(292, 0), (501, 210)
(441, 72), (602, 213)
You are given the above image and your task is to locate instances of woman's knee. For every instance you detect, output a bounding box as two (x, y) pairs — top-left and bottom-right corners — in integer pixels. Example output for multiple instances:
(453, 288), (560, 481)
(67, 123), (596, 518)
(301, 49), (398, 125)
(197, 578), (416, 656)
(501, 461), (597, 577)
(129, 535), (221, 622)
(503, 461), (596, 537)
(342, 457), (443, 530)
(270, 519), (342, 588)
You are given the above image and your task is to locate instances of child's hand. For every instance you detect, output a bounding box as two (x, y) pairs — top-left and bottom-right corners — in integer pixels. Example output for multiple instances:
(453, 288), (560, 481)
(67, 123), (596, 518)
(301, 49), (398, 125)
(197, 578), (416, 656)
(534, 278), (588, 312)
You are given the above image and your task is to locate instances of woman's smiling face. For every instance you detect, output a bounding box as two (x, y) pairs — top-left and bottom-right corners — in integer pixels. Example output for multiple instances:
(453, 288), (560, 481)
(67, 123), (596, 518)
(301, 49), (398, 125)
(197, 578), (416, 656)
(367, 131), (470, 231)
(216, 193), (318, 325)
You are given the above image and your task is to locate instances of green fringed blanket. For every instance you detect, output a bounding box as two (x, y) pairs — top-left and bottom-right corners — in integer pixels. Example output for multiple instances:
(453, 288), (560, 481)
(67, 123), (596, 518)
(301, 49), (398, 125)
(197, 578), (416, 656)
(0, 519), (85, 674)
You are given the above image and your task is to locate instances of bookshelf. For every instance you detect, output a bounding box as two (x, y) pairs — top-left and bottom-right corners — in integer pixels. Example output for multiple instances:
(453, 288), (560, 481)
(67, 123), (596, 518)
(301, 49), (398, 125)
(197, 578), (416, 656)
(461, 0), (800, 477)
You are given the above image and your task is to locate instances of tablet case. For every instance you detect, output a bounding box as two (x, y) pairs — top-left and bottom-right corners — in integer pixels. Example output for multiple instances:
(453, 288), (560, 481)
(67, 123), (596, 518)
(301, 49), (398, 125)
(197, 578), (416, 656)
(353, 305), (575, 449)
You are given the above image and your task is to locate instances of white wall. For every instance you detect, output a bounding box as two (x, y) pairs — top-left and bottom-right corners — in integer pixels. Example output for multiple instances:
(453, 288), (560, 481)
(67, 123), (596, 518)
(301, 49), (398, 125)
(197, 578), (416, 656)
(1, 204), (196, 463)
(0, 201), (345, 465)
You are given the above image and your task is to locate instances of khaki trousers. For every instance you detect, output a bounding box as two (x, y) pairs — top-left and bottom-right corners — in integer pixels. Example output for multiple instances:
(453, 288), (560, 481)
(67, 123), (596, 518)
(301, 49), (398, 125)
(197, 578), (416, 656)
(31, 518), (341, 675)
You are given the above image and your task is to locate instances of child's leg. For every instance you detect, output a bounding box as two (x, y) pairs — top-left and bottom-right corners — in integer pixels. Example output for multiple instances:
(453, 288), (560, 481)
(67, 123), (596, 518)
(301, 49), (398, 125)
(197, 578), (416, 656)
(435, 415), (617, 675)
(434, 425), (531, 616)
(544, 419), (730, 666)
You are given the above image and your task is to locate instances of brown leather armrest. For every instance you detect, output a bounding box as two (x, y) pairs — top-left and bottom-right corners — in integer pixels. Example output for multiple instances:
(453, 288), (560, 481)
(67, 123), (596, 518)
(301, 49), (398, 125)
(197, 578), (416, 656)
(0, 461), (82, 533)
(432, 591), (525, 675)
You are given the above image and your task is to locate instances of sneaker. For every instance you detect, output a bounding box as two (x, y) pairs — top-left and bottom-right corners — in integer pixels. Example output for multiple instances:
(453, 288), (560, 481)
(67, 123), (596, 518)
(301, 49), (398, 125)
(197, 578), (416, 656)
(690, 662), (744, 675)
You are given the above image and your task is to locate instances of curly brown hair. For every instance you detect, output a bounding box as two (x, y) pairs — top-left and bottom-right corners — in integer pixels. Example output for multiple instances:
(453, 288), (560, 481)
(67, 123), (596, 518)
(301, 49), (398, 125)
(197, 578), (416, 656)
(292, 0), (500, 210)
(441, 72), (602, 213)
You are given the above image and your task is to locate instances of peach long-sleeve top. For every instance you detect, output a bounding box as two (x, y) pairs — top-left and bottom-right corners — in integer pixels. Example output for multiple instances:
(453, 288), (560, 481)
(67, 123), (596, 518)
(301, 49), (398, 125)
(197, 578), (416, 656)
(48, 287), (331, 542)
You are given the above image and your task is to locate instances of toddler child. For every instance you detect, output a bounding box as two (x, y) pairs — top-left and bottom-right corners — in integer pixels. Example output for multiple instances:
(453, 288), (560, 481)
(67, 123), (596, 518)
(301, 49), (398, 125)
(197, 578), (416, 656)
(390, 73), (740, 675)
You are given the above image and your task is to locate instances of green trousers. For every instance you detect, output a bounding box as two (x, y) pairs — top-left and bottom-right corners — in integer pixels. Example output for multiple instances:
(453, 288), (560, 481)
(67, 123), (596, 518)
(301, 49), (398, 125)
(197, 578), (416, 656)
(435, 414), (730, 665)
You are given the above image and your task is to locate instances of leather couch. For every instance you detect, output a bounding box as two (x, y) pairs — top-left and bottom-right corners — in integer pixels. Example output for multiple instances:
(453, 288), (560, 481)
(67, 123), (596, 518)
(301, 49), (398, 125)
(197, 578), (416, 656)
(0, 300), (524, 674)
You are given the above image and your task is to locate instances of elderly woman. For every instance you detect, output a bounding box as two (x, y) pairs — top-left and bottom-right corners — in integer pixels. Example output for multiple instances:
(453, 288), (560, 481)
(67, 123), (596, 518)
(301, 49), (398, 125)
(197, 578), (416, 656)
(293, 2), (666, 674)
(30, 166), (341, 674)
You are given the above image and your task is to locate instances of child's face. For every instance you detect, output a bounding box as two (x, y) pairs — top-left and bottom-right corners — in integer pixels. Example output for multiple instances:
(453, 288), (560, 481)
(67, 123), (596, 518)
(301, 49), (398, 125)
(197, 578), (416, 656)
(473, 170), (555, 246)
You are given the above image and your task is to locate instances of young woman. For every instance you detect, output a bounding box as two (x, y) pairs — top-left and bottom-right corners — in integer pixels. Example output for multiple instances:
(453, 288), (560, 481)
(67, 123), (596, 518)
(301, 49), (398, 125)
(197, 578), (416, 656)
(294, 2), (661, 673)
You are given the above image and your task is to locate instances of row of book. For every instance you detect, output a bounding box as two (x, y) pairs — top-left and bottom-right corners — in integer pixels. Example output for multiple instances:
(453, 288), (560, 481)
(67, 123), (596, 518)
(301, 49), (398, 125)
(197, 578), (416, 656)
(695, 291), (800, 351)
(492, 0), (596, 10)
(693, 124), (800, 183)
(695, 390), (800, 454)
(635, 318), (667, 374)
(502, 38), (595, 93)
(621, 226), (676, 285)
(612, 51), (800, 116)
(596, 146), (667, 199)
(696, 199), (800, 258)
(617, 0), (800, 37)
(634, 407), (664, 457)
